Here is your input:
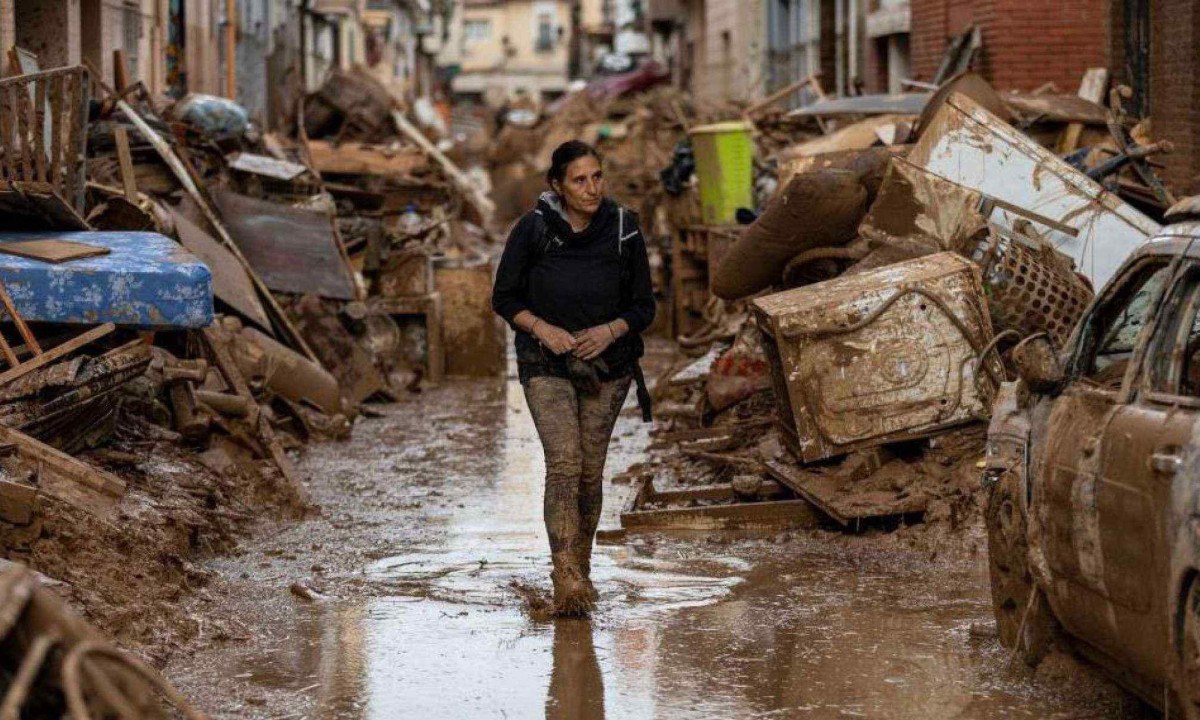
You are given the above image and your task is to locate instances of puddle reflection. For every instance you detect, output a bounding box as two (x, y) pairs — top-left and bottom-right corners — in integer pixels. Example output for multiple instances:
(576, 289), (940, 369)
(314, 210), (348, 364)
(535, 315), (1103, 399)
(547, 619), (605, 720)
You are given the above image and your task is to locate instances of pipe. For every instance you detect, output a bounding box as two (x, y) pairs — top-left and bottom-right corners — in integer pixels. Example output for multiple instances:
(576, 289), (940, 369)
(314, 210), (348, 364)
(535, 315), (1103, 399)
(225, 0), (236, 98)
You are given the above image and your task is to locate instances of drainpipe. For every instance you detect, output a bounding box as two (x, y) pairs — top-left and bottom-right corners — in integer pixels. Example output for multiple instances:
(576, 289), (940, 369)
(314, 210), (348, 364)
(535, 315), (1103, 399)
(225, 0), (237, 98)
(300, 0), (310, 91)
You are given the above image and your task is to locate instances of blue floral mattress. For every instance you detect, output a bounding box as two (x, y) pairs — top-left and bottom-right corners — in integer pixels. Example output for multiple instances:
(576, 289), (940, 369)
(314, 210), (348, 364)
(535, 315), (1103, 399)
(0, 232), (214, 328)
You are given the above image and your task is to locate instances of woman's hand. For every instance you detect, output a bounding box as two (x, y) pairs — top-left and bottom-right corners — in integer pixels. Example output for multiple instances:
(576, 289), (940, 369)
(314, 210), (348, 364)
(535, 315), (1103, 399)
(574, 324), (619, 361)
(533, 322), (577, 355)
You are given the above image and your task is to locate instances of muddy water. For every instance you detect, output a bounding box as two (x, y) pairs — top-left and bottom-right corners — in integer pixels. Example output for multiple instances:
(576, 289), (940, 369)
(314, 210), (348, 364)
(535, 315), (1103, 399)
(168, 367), (1150, 719)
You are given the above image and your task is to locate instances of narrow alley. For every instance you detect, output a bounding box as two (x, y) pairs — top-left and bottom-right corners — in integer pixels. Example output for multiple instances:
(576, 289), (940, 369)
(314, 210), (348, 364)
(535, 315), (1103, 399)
(165, 351), (1148, 718)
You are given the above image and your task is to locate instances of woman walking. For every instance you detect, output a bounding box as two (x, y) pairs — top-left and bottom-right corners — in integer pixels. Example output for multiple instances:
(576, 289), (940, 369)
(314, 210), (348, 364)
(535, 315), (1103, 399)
(492, 140), (655, 615)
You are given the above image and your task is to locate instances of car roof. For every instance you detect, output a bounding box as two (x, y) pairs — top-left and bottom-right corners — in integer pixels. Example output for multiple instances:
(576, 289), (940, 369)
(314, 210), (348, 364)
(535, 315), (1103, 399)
(1133, 226), (1200, 260)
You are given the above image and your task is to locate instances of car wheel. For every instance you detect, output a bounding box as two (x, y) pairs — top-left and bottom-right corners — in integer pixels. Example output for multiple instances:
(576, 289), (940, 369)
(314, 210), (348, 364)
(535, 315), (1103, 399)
(1176, 580), (1200, 720)
(985, 468), (1056, 666)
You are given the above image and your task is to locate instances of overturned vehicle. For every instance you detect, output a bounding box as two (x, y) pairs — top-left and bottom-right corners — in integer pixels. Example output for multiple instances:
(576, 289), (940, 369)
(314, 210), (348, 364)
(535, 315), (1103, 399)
(985, 198), (1200, 715)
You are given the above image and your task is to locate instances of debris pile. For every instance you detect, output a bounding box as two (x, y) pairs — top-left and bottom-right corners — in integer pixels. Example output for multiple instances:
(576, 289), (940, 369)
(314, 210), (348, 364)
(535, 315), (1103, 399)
(0, 52), (501, 669)
(0, 565), (208, 718)
(619, 70), (1170, 549)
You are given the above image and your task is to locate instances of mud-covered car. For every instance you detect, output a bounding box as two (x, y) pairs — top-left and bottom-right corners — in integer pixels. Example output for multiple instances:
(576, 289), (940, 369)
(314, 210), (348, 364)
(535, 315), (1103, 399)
(985, 204), (1200, 715)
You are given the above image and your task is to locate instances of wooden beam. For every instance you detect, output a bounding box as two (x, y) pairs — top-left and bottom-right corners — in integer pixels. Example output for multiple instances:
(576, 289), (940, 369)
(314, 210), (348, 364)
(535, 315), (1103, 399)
(112, 49), (129, 93)
(744, 75), (816, 118)
(305, 140), (427, 177)
(0, 281), (40, 354)
(0, 323), (113, 386)
(1056, 68), (1109, 155)
(0, 425), (124, 520)
(113, 126), (138, 201)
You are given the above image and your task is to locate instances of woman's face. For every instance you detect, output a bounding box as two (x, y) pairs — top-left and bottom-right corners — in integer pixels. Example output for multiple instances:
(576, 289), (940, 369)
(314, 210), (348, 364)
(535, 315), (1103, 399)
(554, 155), (604, 217)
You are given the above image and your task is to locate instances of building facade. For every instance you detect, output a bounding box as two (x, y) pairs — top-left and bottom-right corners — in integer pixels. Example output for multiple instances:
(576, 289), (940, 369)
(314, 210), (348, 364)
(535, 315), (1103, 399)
(436, 0), (572, 106)
(0, 0), (434, 131)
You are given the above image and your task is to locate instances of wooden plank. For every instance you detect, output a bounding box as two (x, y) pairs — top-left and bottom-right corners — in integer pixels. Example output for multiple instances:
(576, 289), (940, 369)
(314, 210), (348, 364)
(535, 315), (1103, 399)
(0, 281), (40, 354)
(47, 74), (61, 191)
(0, 478), (36, 524)
(65, 70), (86, 213)
(305, 140), (427, 177)
(168, 205), (272, 329)
(763, 460), (926, 528)
(0, 238), (109, 263)
(680, 450), (761, 468)
(112, 49), (129, 92)
(0, 86), (11, 180)
(1057, 68), (1109, 154)
(31, 78), (45, 182)
(0, 425), (124, 520)
(651, 419), (774, 444)
(0, 330), (17, 367)
(0, 323), (113, 386)
(743, 76), (815, 118)
(14, 80), (30, 181)
(621, 498), (818, 531)
(113, 126), (137, 201)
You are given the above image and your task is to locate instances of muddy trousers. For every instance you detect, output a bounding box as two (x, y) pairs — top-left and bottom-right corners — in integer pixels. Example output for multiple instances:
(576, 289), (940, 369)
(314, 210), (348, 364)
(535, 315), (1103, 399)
(523, 375), (632, 565)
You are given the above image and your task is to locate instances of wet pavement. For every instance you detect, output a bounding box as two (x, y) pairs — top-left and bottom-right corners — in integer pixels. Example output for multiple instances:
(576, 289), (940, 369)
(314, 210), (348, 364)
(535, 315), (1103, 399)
(167, 365), (1153, 719)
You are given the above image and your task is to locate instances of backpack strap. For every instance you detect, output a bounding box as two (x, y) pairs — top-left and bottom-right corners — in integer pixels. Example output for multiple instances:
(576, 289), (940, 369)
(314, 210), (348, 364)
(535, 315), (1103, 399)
(617, 206), (639, 260)
(530, 209), (555, 260)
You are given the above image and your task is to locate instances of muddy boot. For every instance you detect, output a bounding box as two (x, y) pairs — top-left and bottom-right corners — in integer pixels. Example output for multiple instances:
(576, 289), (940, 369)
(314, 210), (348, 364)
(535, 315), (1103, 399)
(576, 538), (599, 603)
(550, 552), (594, 617)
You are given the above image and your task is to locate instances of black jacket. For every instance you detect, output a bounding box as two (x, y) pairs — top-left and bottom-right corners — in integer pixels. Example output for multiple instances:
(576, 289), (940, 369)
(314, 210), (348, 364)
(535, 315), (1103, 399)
(492, 193), (656, 380)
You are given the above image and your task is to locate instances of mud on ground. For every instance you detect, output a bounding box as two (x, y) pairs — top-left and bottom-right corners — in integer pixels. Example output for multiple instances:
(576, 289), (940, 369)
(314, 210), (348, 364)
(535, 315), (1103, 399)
(157, 356), (1152, 719)
(1, 415), (310, 664)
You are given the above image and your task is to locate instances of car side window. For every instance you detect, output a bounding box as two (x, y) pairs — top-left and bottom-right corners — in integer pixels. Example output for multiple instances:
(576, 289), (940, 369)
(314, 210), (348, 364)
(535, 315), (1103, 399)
(1147, 265), (1200, 396)
(1075, 261), (1172, 390)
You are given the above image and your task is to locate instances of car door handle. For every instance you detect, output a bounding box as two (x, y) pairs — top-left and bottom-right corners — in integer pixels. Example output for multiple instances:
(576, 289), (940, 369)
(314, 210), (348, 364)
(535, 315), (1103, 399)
(1151, 449), (1183, 475)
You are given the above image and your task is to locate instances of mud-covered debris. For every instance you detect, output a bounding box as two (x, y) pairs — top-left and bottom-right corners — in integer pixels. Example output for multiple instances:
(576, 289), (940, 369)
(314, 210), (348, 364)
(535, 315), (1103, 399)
(0, 565), (207, 719)
(752, 252), (1002, 462)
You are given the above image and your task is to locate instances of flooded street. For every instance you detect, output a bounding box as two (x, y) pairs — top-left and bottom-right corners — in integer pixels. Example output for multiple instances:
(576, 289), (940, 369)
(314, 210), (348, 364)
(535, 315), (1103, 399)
(167, 370), (1151, 719)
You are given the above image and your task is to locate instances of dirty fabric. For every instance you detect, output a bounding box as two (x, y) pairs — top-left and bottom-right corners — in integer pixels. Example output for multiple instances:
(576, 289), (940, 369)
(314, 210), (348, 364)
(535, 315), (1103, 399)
(524, 375), (632, 556)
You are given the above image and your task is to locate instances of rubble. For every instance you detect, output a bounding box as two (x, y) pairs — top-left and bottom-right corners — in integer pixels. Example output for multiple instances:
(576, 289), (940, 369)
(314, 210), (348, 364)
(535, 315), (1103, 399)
(752, 252), (1002, 462)
(616, 65), (1177, 549)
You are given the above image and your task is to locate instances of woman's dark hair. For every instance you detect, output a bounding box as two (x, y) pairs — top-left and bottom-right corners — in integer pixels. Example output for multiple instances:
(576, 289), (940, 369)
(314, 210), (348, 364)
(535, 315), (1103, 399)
(546, 140), (602, 185)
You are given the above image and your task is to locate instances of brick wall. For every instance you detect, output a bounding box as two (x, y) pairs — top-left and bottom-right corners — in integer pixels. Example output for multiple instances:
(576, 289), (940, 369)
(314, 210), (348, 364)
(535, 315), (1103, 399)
(909, 0), (1106, 92)
(1144, 0), (1200, 194)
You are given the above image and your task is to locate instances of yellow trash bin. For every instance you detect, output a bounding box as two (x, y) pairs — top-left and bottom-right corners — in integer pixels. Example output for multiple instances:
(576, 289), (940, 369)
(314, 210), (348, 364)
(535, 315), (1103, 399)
(688, 121), (754, 225)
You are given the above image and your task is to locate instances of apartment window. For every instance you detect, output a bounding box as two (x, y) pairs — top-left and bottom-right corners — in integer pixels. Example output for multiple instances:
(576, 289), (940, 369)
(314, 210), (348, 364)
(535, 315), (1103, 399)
(463, 19), (491, 43)
(123, 3), (142, 80)
(535, 12), (555, 52)
(768, 0), (820, 103)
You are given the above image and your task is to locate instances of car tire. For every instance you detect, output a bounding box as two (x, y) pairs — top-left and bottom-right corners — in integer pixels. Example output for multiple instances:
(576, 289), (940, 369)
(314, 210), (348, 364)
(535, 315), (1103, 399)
(985, 468), (1057, 666)
(1176, 579), (1200, 720)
